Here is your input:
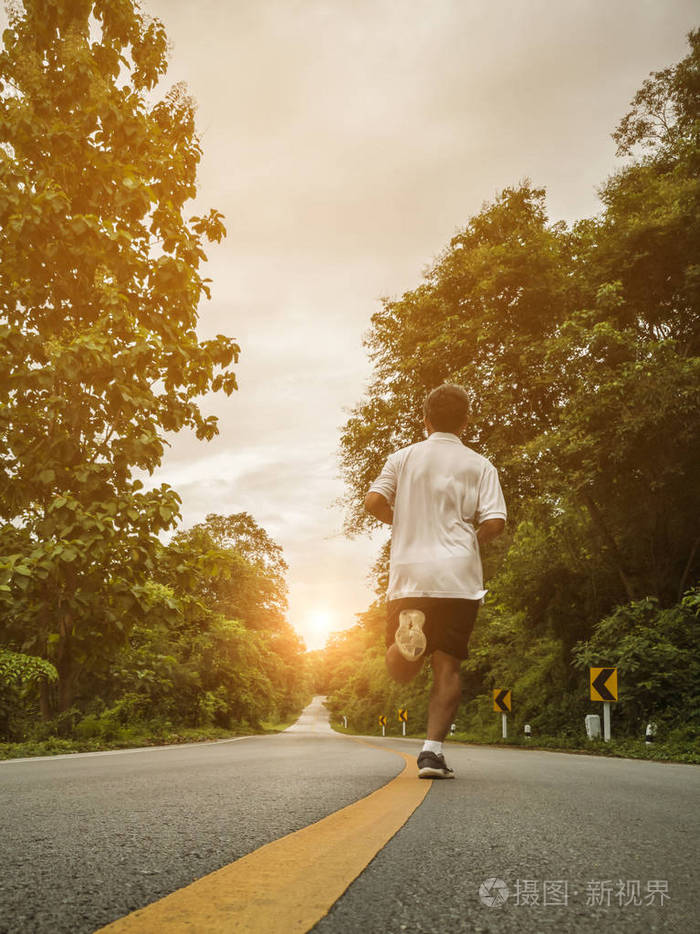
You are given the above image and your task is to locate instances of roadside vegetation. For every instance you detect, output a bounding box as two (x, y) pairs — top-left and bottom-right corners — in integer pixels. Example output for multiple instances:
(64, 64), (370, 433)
(315, 32), (700, 760)
(0, 709), (303, 762)
(0, 1), (309, 757)
(328, 721), (700, 766)
(0, 510), (311, 759)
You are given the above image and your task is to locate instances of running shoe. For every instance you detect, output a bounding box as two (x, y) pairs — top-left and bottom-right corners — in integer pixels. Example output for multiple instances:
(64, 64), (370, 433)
(417, 750), (455, 779)
(395, 608), (427, 661)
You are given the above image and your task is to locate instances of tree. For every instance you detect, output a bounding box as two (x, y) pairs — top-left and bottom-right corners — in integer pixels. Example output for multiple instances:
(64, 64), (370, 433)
(335, 31), (700, 736)
(340, 183), (576, 535)
(0, 0), (238, 715)
(536, 29), (700, 603)
(341, 34), (699, 606)
(612, 28), (699, 164)
(170, 513), (289, 631)
(160, 514), (308, 720)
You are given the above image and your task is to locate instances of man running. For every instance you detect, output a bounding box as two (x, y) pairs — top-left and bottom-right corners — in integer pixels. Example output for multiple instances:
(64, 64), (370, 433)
(365, 384), (506, 779)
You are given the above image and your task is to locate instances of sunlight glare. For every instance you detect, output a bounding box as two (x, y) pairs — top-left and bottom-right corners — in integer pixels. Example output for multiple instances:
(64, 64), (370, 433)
(309, 608), (335, 635)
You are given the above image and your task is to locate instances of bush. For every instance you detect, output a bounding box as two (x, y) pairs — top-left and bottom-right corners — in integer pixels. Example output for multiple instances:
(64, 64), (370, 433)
(573, 589), (700, 734)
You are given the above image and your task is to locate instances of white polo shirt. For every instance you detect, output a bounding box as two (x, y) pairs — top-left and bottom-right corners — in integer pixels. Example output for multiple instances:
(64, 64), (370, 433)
(368, 432), (507, 601)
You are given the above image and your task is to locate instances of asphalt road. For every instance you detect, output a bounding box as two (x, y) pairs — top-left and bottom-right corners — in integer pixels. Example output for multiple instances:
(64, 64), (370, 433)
(1, 698), (698, 933)
(317, 737), (699, 933)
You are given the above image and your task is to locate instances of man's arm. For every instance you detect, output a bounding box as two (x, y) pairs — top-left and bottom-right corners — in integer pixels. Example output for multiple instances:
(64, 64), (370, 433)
(365, 491), (393, 525)
(476, 517), (505, 546)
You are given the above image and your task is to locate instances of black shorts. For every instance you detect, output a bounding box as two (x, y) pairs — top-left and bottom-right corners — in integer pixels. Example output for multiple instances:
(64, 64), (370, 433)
(385, 597), (479, 661)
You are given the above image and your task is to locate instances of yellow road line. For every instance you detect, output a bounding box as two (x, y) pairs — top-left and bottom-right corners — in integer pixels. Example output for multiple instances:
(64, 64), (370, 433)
(96, 742), (428, 934)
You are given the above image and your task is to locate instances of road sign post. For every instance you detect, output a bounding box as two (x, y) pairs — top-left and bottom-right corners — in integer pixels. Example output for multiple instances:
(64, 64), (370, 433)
(589, 667), (618, 742)
(501, 713), (507, 739)
(342, 715), (347, 729)
(378, 714), (387, 737)
(398, 708), (407, 736)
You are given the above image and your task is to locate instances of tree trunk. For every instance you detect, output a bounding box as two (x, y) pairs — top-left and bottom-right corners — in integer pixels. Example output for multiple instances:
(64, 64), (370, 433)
(57, 615), (73, 713)
(580, 490), (637, 602)
(678, 536), (700, 602)
(39, 679), (52, 721)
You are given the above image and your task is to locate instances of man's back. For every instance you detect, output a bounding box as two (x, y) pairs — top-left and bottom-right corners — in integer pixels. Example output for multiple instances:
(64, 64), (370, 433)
(369, 431), (506, 600)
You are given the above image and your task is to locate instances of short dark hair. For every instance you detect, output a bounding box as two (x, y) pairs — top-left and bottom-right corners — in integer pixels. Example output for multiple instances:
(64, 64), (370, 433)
(424, 384), (469, 433)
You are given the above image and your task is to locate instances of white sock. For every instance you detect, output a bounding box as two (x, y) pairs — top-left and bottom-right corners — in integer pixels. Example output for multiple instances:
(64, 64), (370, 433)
(422, 740), (442, 755)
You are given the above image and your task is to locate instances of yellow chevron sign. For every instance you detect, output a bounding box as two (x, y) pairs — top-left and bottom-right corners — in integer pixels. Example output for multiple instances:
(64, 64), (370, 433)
(493, 689), (511, 713)
(378, 715), (387, 727)
(398, 708), (407, 722)
(590, 667), (618, 702)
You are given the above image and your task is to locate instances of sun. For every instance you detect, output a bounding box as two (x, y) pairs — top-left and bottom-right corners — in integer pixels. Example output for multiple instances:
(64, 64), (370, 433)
(309, 608), (335, 636)
(298, 607), (339, 651)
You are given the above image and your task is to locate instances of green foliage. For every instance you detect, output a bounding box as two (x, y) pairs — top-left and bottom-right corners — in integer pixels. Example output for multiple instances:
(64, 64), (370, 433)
(0, 719), (302, 761)
(612, 28), (699, 161)
(0, 648), (57, 684)
(0, 502), (309, 743)
(0, 648), (58, 740)
(170, 512), (290, 631)
(70, 513), (310, 735)
(0, 5), (310, 747)
(573, 590), (700, 732)
(158, 513), (309, 721)
(443, 732), (700, 764)
(340, 182), (574, 535)
(332, 32), (700, 746)
(0, 0), (239, 715)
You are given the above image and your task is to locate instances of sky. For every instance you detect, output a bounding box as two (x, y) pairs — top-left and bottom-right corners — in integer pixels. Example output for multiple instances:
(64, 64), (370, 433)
(120, 1), (696, 649)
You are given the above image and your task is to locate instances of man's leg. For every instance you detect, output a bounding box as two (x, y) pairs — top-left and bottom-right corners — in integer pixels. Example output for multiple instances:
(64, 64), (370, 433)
(426, 650), (462, 741)
(416, 650), (461, 779)
(385, 643), (423, 684)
